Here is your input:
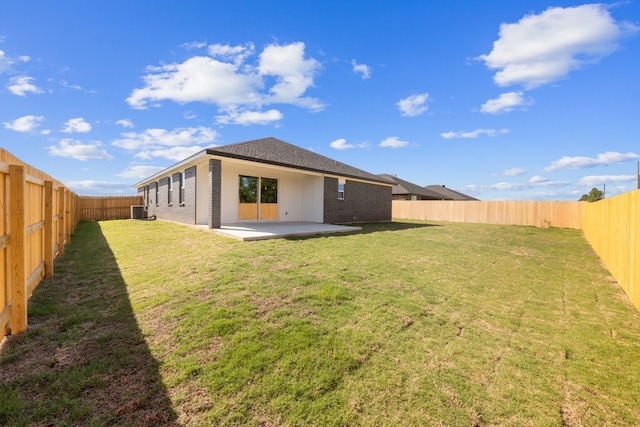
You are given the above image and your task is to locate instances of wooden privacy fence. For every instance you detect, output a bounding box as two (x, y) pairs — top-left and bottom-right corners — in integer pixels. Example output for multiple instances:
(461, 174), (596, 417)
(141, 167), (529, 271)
(582, 189), (640, 312)
(1, 149), (77, 337)
(78, 195), (143, 221)
(393, 200), (583, 229)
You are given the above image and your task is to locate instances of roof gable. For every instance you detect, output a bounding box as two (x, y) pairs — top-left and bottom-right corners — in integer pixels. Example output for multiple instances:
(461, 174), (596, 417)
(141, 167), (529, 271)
(425, 185), (479, 201)
(379, 174), (444, 199)
(208, 137), (393, 185)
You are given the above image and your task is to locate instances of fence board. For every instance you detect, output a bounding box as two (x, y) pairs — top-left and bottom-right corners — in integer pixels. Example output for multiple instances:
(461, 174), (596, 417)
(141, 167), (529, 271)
(78, 195), (143, 221)
(582, 190), (640, 312)
(0, 148), (78, 337)
(9, 165), (27, 334)
(392, 200), (583, 229)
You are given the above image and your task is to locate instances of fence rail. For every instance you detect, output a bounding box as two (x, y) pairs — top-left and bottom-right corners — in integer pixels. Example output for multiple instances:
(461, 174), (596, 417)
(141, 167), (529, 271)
(78, 195), (143, 221)
(1, 148), (78, 337)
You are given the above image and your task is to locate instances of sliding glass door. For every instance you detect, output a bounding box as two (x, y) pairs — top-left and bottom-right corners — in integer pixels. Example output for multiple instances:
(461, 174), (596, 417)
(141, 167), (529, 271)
(238, 175), (278, 221)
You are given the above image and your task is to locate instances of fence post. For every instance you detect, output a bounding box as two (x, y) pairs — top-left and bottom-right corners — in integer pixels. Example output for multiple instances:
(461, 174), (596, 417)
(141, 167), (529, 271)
(44, 181), (54, 278)
(9, 165), (27, 334)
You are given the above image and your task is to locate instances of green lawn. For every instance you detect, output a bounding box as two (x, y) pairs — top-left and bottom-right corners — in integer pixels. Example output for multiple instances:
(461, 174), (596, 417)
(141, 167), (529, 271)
(2, 219), (640, 426)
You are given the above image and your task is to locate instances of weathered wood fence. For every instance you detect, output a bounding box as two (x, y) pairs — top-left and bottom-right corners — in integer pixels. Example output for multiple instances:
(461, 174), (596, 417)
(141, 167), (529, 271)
(78, 195), (143, 221)
(393, 193), (640, 312)
(1, 149), (78, 337)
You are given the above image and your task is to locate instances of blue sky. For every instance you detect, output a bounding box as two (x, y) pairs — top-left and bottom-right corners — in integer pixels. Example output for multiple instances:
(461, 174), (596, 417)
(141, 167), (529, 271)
(1, 1), (639, 199)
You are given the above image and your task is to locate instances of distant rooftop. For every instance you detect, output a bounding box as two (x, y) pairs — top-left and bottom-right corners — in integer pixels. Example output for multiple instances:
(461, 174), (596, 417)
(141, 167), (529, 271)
(378, 174), (444, 199)
(424, 185), (479, 201)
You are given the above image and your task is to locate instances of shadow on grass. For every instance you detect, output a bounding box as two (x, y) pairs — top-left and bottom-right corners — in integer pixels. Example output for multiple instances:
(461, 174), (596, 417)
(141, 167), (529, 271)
(0, 222), (178, 426)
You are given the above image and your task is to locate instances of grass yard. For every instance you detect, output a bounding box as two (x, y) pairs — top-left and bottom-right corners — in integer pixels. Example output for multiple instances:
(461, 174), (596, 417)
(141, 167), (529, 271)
(2, 219), (640, 426)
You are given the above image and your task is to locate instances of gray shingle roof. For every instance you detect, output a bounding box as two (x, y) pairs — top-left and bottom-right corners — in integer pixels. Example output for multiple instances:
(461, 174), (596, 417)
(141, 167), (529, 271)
(207, 137), (394, 185)
(378, 174), (445, 199)
(424, 185), (479, 201)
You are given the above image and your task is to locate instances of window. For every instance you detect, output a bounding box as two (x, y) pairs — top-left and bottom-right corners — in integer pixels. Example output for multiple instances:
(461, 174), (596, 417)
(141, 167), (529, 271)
(179, 172), (185, 205)
(168, 177), (173, 205)
(155, 182), (159, 206)
(338, 179), (345, 200)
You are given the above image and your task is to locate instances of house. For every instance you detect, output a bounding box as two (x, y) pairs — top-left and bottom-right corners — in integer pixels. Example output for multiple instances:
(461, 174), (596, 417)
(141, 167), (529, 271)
(424, 185), (478, 201)
(379, 174), (446, 200)
(134, 137), (395, 228)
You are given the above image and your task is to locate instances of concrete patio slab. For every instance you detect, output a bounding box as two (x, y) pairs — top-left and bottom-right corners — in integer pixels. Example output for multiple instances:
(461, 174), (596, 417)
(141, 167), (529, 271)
(210, 222), (361, 241)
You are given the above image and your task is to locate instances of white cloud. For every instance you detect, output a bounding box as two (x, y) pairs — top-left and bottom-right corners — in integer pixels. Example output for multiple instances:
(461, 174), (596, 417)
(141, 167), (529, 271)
(258, 42), (322, 110)
(127, 41), (322, 116)
(116, 119), (134, 128)
(502, 167), (525, 176)
(62, 117), (92, 133)
(117, 165), (166, 179)
(65, 180), (136, 196)
(127, 56), (261, 109)
(351, 60), (371, 79)
(135, 146), (204, 162)
(480, 92), (529, 114)
(208, 42), (255, 65)
(529, 175), (548, 183)
(441, 128), (509, 139)
(60, 80), (83, 91)
(0, 50), (12, 73)
(491, 178), (567, 191)
(0, 50), (30, 73)
(578, 175), (636, 187)
(330, 138), (355, 150)
(544, 151), (640, 171)
(48, 139), (114, 161)
(181, 41), (207, 50)
(112, 126), (217, 151)
(379, 136), (409, 149)
(215, 109), (283, 125)
(8, 76), (43, 96)
(478, 4), (639, 88)
(3, 115), (44, 132)
(397, 93), (429, 117)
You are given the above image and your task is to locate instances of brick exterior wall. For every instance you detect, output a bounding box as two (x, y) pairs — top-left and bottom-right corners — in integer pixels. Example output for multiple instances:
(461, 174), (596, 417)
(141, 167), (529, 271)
(323, 177), (392, 223)
(208, 159), (222, 228)
(141, 166), (197, 224)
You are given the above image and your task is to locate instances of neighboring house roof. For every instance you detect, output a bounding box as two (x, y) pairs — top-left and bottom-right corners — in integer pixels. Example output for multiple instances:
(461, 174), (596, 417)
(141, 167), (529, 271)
(207, 137), (394, 185)
(135, 137), (394, 187)
(378, 174), (444, 199)
(424, 185), (479, 201)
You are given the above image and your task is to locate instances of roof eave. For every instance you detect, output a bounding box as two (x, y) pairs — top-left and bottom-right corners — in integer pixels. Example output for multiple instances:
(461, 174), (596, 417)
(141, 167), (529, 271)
(206, 149), (394, 186)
